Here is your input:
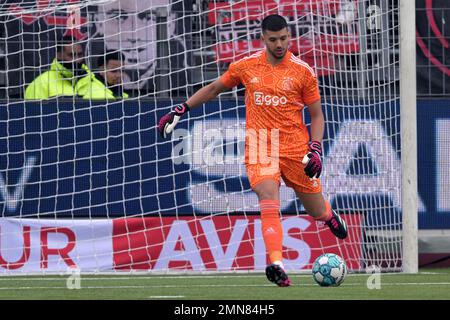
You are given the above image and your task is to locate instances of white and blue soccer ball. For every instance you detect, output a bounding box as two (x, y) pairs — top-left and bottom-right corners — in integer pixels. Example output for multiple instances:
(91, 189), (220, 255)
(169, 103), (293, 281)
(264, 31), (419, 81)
(312, 253), (347, 287)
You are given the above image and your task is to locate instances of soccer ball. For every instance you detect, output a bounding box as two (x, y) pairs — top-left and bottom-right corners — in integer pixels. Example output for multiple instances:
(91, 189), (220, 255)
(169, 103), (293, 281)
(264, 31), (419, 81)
(312, 253), (347, 287)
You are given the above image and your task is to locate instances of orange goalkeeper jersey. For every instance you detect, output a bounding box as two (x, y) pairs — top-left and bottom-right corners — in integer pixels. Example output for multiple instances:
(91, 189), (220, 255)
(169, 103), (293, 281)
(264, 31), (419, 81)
(220, 50), (321, 160)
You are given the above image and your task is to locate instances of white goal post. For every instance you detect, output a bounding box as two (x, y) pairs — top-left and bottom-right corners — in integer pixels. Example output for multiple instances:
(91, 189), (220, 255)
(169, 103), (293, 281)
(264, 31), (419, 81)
(399, 0), (418, 274)
(0, 0), (418, 274)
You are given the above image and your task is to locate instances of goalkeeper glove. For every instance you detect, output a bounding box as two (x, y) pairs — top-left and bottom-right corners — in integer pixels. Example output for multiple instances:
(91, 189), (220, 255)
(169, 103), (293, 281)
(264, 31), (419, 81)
(302, 141), (323, 179)
(158, 102), (190, 138)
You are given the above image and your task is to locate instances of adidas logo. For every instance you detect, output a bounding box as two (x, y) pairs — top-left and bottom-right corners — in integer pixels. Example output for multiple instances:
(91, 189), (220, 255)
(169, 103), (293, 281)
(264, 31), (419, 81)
(250, 77), (259, 84)
(264, 227), (276, 235)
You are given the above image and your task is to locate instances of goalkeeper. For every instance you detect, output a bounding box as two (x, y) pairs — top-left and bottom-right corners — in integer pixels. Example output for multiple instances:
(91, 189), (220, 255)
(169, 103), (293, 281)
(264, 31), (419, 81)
(158, 14), (347, 287)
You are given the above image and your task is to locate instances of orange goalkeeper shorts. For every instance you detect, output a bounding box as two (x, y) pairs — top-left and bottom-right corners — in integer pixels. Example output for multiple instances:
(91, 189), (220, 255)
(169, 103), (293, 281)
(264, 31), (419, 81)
(245, 155), (322, 194)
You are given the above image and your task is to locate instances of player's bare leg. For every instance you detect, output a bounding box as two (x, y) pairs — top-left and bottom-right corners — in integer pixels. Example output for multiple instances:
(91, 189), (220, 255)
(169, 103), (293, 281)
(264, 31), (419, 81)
(253, 179), (291, 287)
(296, 192), (348, 239)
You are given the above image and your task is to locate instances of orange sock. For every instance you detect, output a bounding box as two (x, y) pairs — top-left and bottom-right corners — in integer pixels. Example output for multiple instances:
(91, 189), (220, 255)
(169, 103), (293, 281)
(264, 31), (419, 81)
(260, 199), (283, 264)
(314, 200), (333, 222)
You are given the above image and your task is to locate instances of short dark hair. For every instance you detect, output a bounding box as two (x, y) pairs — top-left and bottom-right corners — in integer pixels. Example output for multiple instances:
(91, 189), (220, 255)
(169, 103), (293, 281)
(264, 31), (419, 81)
(56, 35), (81, 53)
(97, 50), (125, 68)
(261, 14), (288, 33)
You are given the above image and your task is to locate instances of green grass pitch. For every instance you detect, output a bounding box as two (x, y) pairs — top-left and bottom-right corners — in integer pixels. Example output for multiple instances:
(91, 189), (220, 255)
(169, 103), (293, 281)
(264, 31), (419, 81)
(0, 268), (449, 300)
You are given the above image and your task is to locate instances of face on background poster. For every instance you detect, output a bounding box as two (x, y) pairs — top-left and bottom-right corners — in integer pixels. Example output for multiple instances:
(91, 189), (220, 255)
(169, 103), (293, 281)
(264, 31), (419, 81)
(92, 0), (180, 90)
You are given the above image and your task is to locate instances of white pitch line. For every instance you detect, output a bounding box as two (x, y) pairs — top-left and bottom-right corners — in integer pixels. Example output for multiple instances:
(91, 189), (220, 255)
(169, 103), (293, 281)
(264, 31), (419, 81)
(418, 272), (442, 275)
(0, 284), (274, 290)
(0, 282), (449, 290)
(148, 296), (185, 299)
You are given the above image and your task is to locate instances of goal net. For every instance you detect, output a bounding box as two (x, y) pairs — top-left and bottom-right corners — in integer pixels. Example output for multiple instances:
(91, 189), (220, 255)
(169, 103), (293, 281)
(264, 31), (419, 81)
(0, 0), (407, 274)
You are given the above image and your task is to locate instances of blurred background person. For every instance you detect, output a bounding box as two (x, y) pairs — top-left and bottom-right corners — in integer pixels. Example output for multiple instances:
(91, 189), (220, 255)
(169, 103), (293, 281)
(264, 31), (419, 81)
(76, 50), (128, 100)
(24, 35), (90, 100)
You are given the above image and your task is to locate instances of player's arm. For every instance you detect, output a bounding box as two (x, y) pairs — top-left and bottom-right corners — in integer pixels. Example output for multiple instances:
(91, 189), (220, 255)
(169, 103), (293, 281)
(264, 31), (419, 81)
(302, 99), (325, 179)
(307, 99), (324, 143)
(158, 78), (230, 138)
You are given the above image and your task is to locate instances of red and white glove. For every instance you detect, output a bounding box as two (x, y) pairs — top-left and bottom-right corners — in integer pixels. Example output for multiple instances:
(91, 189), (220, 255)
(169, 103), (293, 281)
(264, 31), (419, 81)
(158, 103), (190, 138)
(302, 141), (323, 179)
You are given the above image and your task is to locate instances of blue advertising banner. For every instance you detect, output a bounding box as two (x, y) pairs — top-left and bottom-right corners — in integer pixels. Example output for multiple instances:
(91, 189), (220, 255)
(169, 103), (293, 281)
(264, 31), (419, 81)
(0, 99), (448, 229)
(417, 99), (450, 229)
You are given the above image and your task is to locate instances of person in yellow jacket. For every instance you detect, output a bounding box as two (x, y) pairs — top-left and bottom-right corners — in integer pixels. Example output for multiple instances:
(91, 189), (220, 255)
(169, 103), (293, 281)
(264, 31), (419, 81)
(24, 36), (90, 100)
(76, 51), (129, 100)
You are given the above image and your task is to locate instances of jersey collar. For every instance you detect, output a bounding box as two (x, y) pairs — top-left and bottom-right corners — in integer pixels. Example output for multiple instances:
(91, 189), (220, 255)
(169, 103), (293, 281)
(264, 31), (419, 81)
(260, 49), (292, 67)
